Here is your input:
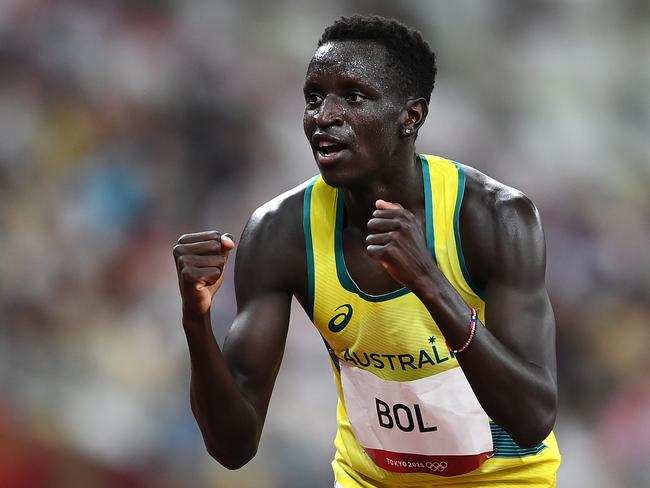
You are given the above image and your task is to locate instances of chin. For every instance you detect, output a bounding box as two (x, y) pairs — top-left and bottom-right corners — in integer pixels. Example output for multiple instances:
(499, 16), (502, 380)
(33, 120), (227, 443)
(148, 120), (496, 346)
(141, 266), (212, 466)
(317, 166), (361, 188)
(313, 151), (373, 189)
(317, 170), (343, 188)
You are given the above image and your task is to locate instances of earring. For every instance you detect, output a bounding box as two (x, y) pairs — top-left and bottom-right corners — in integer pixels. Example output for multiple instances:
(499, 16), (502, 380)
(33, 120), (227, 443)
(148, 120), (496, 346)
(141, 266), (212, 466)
(403, 127), (412, 136)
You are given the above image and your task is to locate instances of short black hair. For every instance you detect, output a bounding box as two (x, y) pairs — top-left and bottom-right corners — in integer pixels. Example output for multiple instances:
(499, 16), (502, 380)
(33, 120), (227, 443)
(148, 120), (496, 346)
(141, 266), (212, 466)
(318, 14), (437, 103)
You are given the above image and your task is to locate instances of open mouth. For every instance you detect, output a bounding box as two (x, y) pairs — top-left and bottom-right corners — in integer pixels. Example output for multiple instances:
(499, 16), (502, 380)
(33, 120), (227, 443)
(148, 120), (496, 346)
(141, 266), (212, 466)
(317, 141), (346, 156)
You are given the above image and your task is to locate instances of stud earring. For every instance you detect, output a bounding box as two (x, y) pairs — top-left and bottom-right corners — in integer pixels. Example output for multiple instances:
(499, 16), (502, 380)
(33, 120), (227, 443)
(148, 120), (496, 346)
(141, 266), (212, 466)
(403, 128), (412, 135)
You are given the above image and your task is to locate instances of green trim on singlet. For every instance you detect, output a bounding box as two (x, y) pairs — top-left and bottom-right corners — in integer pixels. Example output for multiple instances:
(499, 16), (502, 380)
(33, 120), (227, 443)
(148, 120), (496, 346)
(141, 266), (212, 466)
(453, 163), (486, 300)
(490, 423), (547, 458)
(334, 194), (410, 301)
(419, 154), (436, 264)
(303, 177), (317, 320)
(333, 157), (436, 302)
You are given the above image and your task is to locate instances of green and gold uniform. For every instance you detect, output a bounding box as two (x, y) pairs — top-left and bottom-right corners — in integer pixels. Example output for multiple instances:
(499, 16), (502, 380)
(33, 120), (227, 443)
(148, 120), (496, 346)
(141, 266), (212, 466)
(303, 154), (561, 488)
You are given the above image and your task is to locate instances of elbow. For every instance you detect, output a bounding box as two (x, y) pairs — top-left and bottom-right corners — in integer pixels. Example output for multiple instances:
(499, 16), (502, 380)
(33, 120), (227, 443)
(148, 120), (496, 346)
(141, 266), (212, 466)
(192, 398), (260, 469)
(206, 442), (258, 470)
(511, 421), (554, 449)
(510, 400), (557, 449)
(200, 416), (260, 470)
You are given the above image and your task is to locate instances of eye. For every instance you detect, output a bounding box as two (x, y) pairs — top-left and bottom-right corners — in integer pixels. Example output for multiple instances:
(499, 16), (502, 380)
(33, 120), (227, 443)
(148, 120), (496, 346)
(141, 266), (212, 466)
(305, 93), (322, 108)
(345, 92), (365, 104)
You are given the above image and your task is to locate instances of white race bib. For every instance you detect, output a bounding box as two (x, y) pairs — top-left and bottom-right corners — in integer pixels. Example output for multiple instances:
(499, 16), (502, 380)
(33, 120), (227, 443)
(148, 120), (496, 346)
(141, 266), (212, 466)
(340, 363), (493, 476)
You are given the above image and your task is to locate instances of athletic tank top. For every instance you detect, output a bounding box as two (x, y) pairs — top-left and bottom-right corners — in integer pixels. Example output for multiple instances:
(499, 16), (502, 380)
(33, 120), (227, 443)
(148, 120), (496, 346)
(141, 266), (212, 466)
(302, 154), (561, 487)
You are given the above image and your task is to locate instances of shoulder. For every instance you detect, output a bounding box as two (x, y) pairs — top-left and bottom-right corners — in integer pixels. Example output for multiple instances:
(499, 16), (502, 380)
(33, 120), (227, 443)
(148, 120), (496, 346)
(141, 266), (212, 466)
(458, 164), (545, 286)
(245, 178), (312, 240)
(236, 178), (314, 294)
(460, 164), (541, 226)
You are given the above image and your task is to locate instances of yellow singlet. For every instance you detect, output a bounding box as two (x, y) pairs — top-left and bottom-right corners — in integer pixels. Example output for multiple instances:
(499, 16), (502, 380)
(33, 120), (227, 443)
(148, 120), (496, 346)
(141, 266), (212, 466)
(302, 154), (561, 487)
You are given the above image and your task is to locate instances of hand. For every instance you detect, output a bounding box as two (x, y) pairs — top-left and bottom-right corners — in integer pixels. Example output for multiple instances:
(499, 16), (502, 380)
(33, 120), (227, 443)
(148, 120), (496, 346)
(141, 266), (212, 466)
(366, 200), (435, 290)
(173, 231), (236, 318)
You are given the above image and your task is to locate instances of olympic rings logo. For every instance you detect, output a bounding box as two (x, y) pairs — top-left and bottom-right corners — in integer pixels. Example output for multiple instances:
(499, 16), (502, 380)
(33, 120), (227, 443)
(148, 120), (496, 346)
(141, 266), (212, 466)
(425, 461), (448, 472)
(383, 457), (449, 472)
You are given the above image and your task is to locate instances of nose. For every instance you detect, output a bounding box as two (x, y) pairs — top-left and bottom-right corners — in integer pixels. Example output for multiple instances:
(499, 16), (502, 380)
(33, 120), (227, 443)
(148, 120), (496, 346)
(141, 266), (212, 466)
(313, 95), (343, 127)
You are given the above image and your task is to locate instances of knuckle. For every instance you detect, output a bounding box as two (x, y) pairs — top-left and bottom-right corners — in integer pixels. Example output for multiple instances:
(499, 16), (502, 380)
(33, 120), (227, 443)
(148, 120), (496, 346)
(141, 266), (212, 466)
(172, 244), (183, 258)
(181, 266), (199, 283)
(199, 241), (217, 254)
(180, 267), (192, 281)
(178, 255), (194, 267)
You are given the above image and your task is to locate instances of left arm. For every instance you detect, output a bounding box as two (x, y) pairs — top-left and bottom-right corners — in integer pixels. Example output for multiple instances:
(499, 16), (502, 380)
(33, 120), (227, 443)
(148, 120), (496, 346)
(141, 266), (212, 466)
(366, 195), (557, 448)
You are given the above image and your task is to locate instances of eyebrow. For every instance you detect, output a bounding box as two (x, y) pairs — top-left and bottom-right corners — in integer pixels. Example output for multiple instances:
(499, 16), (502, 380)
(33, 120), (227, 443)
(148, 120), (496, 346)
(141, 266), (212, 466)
(303, 72), (381, 95)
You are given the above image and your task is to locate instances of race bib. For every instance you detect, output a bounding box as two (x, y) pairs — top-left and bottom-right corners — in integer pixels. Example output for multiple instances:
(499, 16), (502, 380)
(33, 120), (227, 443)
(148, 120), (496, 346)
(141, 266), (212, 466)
(340, 363), (493, 476)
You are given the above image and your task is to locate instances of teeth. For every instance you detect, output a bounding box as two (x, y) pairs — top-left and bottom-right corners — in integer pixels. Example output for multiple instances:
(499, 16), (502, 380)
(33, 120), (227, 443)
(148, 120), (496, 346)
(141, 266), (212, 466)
(319, 141), (336, 148)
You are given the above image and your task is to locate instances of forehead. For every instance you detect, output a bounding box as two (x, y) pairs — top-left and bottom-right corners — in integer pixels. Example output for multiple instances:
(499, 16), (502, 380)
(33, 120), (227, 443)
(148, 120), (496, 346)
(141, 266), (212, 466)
(305, 40), (394, 88)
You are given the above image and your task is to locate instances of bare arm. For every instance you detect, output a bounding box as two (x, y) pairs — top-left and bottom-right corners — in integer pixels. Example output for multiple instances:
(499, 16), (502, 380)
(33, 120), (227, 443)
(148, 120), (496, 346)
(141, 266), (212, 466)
(419, 193), (556, 448)
(173, 193), (304, 468)
(366, 188), (557, 448)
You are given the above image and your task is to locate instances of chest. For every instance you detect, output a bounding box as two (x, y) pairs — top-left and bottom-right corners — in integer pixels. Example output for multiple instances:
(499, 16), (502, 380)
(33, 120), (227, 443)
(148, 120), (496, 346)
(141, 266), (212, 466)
(341, 209), (426, 296)
(341, 227), (400, 295)
(312, 282), (458, 382)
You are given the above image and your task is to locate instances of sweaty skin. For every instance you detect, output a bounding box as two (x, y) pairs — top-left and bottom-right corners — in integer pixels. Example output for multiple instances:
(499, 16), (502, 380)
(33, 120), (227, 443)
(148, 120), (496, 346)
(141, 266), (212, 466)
(173, 40), (557, 468)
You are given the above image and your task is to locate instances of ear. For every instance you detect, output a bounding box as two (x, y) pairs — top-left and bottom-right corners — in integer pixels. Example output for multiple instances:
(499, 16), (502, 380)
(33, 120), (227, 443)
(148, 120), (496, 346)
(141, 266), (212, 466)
(399, 98), (429, 136)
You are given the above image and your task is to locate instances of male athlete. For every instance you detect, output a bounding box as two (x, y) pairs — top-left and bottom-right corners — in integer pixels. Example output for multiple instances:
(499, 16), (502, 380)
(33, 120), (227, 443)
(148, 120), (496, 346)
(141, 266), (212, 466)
(173, 15), (561, 487)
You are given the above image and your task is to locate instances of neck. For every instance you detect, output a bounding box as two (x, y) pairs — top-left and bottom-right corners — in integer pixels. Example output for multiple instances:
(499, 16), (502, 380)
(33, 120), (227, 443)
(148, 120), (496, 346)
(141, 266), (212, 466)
(341, 150), (423, 230)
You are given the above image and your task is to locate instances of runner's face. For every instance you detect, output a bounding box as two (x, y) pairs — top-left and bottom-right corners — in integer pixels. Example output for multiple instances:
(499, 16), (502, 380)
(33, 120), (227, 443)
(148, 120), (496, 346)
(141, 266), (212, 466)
(303, 41), (405, 187)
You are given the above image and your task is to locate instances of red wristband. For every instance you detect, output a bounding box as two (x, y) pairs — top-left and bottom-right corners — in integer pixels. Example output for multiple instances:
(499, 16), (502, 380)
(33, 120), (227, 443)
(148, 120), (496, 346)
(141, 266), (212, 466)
(446, 307), (477, 355)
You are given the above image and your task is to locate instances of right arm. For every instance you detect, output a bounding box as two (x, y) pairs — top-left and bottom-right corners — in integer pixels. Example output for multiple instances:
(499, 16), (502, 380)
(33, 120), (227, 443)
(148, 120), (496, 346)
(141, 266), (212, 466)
(173, 194), (304, 469)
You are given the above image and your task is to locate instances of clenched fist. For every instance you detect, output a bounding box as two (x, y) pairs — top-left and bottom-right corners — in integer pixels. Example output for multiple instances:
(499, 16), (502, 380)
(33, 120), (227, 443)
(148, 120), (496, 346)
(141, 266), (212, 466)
(173, 231), (236, 318)
(366, 199), (435, 291)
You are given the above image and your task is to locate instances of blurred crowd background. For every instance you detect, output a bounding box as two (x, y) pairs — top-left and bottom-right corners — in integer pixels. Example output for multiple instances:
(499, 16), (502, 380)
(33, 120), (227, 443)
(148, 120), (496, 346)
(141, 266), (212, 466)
(1, 0), (648, 487)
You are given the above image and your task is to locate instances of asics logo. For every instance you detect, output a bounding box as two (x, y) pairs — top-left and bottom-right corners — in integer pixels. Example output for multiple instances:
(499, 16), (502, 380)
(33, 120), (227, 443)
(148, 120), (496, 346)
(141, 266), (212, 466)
(328, 304), (353, 333)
